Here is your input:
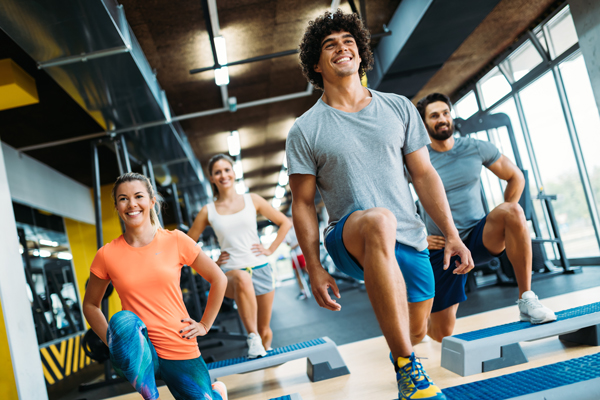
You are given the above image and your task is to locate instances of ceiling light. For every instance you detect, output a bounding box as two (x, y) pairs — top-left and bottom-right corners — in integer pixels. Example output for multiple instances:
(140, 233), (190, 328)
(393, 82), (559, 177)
(39, 250), (51, 258)
(57, 252), (73, 260)
(39, 239), (58, 247)
(278, 170), (289, 186)
(215, 67), (229, 86)
(235, 180), (248, 194)
(228, 130), (240, 156)
(283, 155), (287, 169)
(264, 225), (274, 236)
(275, 185), (286, 199)
(233, 160), (244, 179)
(272, 198), (282, 208)
(214, 36), (228, 65)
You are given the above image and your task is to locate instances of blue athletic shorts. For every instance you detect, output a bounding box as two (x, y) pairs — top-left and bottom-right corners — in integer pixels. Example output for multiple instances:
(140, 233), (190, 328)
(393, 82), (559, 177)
(325, 210), (435, 303)
(430, 215), (501, 313)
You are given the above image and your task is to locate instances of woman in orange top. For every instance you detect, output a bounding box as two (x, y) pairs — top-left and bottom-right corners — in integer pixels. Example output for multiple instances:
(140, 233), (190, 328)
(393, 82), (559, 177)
(83, 173), (228, 400)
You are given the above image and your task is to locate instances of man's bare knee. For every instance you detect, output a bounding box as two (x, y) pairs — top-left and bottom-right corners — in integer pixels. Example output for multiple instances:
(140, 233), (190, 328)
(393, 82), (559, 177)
(504, 203), (527, 228)
(360, 208), (397, 238)
(411, 326), (428, 344)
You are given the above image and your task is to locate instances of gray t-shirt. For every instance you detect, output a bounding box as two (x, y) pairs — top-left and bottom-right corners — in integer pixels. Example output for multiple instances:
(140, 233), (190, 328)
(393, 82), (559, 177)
(423, 137), (501, 240)
(286, 89), (431, 251)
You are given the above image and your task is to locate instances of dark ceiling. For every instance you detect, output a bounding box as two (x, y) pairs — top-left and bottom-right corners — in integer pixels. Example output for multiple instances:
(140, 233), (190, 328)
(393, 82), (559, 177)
(117, 0), (402, 204)
(0, 0), (561, 215)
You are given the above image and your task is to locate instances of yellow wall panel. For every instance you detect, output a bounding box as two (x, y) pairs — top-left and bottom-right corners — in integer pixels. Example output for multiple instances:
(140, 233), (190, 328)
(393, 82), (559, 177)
(0, 58), (39, 111)
(0, 304), (18, 400)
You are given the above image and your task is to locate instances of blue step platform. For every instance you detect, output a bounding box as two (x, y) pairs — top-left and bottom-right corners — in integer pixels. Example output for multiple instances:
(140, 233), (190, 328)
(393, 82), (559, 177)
(441, 302), (600, 376)
(443, 351), (600, 400)
(207, 337), (349, 382)
(269, 394), (303, 400)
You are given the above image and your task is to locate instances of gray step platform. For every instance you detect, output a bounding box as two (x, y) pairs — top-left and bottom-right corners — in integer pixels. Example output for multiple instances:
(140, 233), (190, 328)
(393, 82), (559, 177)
(441, 302), (600, 376)
(269, 394), (303, 400)
(206, 337), (349, 382)
(442, 351), (600, 400)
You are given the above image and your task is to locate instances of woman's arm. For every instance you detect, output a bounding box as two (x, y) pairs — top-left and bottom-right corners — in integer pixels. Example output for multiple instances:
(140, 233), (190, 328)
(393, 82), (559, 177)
(250, 193), (292, 256)
(187, 206), (210, 242)
(82, 273), (111, 345)
(182, 252), (227, 338)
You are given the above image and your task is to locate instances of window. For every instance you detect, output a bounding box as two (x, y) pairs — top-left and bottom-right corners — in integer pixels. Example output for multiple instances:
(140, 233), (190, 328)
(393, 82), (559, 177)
(545, 6), (578, 59)
(454, 91), (478, 119)
(502, 40), (543, 82)
(452, 3), (600, 261)
(478, 67), (512, 109)
(519, 72), (599, 258)
(559, 52), (600, 225)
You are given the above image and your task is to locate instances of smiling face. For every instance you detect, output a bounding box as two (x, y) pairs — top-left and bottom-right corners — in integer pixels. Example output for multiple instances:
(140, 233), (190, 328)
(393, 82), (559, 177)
(314, 31), (361, 83)
(209, 159), (235, 192)
(115, 180), (156, 229)
(424, 101), (455, 141)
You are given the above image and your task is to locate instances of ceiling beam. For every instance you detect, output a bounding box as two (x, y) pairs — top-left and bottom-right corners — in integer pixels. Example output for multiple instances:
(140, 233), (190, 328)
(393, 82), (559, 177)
(368, 0), (434, 89)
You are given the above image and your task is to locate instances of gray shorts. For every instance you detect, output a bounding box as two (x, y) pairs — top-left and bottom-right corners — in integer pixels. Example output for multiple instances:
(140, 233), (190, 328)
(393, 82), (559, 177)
(225, 263), (275, 296)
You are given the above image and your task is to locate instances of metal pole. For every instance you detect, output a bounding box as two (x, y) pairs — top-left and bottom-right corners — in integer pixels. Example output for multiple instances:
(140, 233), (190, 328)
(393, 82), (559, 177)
(171, 183), (184, 228)
(147, 159), (164, 226)
(91, 141), (114, 379)
(92, 142), (103, 250)
(114, 141), (124, 176)
(119, 135), (132, 173)
(182, 191), (193, 227)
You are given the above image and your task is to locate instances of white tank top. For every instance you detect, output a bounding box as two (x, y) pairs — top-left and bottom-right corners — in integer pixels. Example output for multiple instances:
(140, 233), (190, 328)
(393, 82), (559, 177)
(207, 194), (268, 270)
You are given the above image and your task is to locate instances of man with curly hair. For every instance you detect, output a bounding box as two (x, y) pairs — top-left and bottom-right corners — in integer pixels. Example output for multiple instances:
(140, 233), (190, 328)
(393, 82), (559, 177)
(286, 10), (471, 400)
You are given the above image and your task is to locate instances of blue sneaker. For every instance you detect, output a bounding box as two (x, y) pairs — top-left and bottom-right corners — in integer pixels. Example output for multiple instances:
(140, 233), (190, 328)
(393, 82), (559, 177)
(391, 353), (446, 400)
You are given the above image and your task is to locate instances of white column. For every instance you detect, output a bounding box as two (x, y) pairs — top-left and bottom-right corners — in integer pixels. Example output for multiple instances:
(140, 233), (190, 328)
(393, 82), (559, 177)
(569, 0), (600, 116)
(0, 145), (48, 399)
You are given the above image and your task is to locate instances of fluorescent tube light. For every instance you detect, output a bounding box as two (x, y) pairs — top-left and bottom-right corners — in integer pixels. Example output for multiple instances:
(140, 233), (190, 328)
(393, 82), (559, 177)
(235, 180), (248, 194)
(278, 169), (289, 186)
(233, 160), (244, 179)
(214, 36), (228, 65)
(228, 130), (240, 156)
(275, 185), (286, 199)
(215, 67), (229, 86)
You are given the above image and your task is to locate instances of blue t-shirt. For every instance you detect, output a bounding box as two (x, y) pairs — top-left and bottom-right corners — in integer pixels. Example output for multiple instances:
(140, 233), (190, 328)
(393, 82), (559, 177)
(423, 137), (501, 240)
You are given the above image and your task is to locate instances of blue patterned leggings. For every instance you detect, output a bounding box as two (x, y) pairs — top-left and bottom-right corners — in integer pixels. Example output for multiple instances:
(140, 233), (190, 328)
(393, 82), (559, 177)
(107, 311), (222, 400)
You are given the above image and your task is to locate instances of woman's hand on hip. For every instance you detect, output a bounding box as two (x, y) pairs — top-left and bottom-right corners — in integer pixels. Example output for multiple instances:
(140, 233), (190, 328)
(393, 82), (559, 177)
(216, 251), (230, 266)
(251, 243), (272, 256)
(179, 318), (209, 339)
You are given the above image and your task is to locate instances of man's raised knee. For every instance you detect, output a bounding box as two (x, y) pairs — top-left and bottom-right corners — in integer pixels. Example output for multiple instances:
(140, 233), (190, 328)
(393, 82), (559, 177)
(504, 202), (526, 226)
(360, 208), (397, 238)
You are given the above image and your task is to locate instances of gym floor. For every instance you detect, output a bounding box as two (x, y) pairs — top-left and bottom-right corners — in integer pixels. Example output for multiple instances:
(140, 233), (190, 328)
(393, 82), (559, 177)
(52, 267), (600, 400)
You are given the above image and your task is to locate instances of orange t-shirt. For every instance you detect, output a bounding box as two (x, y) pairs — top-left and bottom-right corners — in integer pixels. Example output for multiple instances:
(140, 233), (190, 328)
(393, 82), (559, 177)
(90, 229), (201, 360)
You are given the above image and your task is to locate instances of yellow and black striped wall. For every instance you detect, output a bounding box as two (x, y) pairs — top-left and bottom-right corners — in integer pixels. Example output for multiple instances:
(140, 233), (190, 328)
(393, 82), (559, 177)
(39, 333), (92, 386)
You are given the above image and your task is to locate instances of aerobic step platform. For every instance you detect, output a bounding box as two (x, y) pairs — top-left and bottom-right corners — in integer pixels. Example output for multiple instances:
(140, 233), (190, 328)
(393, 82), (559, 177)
(442, 351), (600, 400)
(269, 394), (303, 400)
(206, 337), (349, 382)
(441, 302), (600, 376)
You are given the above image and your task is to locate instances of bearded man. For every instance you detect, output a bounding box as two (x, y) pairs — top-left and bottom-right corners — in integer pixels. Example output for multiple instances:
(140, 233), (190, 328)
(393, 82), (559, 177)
(416, 93), (556, 343)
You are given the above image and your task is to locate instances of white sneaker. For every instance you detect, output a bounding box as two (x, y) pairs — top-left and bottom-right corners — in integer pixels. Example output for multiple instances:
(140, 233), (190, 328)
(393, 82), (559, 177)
(212, 381), (228, 400)
(518, 291), (557, 324)
(247, 333), (267, 359)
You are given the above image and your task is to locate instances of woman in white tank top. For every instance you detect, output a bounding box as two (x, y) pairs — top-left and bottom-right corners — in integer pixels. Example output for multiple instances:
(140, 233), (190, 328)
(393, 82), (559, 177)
(188, 154), (291, 358)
